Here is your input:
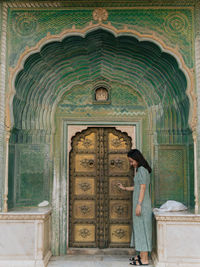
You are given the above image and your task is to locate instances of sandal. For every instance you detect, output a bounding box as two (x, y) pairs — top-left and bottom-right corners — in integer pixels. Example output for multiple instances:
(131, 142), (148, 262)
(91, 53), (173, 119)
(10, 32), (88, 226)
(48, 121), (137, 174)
(129, 258), (149, 265)
(129, 255), (141, 261)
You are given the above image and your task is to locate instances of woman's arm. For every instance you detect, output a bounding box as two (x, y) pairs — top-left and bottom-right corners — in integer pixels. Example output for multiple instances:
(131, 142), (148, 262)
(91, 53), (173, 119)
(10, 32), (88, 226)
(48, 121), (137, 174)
(135, 184), (146, 216)
(117, 183), (134, 191)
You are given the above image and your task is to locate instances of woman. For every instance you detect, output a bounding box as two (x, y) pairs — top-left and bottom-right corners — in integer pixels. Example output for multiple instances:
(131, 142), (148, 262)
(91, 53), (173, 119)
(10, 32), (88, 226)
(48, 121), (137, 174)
(118, 149), (152, 266)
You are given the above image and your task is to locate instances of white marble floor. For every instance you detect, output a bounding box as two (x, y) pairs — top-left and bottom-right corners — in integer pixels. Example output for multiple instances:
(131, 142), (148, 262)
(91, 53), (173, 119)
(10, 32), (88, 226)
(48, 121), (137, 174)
(48, 255), (154, 267)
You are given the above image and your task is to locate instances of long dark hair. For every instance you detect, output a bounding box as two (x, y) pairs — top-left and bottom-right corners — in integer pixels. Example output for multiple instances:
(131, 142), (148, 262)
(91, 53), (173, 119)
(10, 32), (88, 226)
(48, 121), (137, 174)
(127, 149), (152, 173)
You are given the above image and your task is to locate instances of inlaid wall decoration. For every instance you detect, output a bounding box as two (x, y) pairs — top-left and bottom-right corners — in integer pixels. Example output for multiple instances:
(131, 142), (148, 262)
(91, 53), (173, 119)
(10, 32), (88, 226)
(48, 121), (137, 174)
(8, 7), (193, 68)
(155, 145), (187, 206)
(14, 144), (50, 206)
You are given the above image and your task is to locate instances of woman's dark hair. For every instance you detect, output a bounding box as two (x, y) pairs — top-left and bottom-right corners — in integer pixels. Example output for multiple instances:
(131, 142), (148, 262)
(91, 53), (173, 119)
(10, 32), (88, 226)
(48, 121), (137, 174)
(127, 149), (152, 173)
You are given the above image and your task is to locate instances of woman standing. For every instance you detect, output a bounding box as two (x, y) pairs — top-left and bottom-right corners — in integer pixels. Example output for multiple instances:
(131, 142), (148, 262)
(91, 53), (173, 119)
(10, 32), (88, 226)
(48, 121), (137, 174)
(118, 149), (152, 266)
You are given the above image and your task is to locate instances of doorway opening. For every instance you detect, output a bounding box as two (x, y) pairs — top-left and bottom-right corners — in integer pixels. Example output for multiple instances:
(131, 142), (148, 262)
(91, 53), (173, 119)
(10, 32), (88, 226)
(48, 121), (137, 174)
(69, 127), (134, 249)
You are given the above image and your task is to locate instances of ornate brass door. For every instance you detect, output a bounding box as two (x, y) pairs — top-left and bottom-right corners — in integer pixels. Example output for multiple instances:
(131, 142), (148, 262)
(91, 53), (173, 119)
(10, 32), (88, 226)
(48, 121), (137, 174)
(69, 127), (133, 248)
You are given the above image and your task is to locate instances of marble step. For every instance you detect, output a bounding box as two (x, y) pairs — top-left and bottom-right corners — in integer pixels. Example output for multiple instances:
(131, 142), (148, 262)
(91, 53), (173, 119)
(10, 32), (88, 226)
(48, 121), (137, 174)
(48, 255), (154, 267)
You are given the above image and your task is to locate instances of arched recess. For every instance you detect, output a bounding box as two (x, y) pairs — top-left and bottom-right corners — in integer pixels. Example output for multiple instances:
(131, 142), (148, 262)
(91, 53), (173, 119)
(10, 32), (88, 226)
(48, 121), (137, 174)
(7, 26), (195, 253)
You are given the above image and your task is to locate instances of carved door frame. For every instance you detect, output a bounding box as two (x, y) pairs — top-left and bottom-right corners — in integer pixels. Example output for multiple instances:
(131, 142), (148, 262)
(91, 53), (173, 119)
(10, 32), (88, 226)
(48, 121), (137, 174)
(59, 121), (141, 252)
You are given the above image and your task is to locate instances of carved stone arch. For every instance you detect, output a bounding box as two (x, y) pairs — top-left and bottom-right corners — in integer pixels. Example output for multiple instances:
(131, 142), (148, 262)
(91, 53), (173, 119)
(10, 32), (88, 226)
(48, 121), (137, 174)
(7, 23), (196, 133)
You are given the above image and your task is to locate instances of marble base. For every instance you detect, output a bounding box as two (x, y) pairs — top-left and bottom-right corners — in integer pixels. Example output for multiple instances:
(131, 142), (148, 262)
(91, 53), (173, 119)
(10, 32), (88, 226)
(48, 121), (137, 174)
(48, 255), (153, 267)
(0, 207), (52, 267)
(153, 210), (200, 267)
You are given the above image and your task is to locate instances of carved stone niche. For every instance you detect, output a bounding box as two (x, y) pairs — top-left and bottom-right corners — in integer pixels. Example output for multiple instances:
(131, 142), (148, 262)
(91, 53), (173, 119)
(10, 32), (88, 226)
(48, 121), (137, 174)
(93, 85), (111, 104)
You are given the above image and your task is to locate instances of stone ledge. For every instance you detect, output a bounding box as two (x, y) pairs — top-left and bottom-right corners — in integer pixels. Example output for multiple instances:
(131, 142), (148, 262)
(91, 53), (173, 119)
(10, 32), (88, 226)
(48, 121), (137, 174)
(153, 209), (200, 222)
(0, 207), (52, 220)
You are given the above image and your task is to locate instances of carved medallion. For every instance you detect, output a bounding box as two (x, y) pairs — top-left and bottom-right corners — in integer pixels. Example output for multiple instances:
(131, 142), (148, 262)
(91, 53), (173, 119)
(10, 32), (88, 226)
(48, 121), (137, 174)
(110, 180), (128, 194)
(79, 205), (91, 215)
(12, 12), (37, 36)
(110, 159), (124, 168)
(112, 204), (128, 216)
(81, 138), (92, 148)
(112, 228), (127, 239)
(93, 8), (108, 23)
(79, 182), (91, 192)
(164, 12), (188, 36)
(79, 228), (91, 238)
(80, 158), (95, 168)
(111, 138), (124, 147)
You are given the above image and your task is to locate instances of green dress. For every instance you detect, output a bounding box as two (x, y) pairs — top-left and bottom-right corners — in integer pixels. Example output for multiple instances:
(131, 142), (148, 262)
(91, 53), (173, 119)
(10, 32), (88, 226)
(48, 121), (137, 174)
(131, 166), (152, 252)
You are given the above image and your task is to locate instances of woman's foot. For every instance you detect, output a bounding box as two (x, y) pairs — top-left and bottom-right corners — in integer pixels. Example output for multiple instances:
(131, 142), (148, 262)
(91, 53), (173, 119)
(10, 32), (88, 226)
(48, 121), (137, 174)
(130, 258), (149, 265)
(129, 255), (141, 261)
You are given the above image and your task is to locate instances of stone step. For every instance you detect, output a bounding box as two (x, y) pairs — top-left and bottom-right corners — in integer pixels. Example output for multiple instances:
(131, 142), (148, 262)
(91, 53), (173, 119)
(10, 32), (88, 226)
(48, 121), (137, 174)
(48, 255), (154, 267)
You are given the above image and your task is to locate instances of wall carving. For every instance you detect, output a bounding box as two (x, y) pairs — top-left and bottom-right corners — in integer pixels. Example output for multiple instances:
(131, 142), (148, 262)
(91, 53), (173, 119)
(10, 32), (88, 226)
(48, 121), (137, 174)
(12, 12), (38, 36)
(164, 12), (189, 36)
(6, 12), (196, 134)
(93, 8), (108, 23)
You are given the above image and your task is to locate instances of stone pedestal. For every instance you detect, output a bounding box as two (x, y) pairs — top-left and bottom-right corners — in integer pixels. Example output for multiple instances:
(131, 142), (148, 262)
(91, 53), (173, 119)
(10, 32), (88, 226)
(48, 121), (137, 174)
(0, 207), (52, 267)
(153, 210), (200, 267)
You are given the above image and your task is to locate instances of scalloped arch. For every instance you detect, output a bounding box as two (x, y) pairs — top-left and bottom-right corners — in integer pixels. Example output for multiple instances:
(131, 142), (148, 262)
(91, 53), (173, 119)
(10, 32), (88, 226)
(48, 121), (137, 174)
(7, 24), (195, 134)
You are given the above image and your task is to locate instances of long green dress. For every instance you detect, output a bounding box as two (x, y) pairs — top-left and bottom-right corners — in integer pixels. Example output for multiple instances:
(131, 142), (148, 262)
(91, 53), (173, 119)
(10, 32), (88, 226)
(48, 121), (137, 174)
(131, 166), (152, 252)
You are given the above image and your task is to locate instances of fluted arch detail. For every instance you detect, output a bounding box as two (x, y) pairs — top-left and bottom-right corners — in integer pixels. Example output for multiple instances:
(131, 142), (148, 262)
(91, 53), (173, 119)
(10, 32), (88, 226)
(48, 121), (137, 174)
(8, 27), (193, 136)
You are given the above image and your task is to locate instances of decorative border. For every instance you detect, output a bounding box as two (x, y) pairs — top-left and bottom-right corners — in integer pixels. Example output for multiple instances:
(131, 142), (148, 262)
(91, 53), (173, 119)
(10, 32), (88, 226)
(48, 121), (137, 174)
(0, 2), (9, 212)
(154, 213), (200, 222)
(0, 210), (52, 220)
(3, 1), (196, 8)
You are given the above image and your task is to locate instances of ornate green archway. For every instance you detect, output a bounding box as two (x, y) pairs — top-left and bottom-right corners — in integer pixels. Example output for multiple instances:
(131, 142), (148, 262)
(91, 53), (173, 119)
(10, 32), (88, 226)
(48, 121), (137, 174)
(12, 29), (190, 137)
(8, 29), (194, 254)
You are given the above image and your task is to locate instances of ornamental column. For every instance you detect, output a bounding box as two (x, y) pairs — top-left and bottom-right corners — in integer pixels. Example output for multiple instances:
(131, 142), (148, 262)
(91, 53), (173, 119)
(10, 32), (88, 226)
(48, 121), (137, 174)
(0, 3), (8, 212)
(194, 0), (200, 214)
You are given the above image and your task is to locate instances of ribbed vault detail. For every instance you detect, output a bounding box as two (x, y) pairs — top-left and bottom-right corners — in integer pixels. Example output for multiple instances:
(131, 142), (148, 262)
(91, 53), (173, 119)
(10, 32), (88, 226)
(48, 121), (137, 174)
(13, 29), (189, 134)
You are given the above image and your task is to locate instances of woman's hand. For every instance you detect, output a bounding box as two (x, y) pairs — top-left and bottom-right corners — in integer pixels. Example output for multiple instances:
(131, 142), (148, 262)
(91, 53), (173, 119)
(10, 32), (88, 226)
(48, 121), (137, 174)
(117, 183), (125, 190)
(135, 204), (141, 216)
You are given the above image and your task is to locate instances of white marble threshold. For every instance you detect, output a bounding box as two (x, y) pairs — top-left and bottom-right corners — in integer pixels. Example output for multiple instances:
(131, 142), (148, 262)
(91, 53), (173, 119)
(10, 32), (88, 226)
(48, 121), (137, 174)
(48, 255), (154, 267)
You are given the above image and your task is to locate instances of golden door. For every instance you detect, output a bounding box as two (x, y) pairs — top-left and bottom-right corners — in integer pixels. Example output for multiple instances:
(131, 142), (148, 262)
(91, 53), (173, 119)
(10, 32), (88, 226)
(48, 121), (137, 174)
(69, 127), (133, 248)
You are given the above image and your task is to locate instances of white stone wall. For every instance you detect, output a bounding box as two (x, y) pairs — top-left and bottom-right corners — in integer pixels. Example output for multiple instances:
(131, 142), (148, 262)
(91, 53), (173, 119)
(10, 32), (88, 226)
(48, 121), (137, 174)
(0, 208), (52, 267)
(153, 210), (200, 267)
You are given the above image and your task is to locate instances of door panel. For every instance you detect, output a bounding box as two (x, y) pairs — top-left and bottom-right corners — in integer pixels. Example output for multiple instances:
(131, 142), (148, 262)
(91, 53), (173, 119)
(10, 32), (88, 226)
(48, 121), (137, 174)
(110, 225), (131, 243)
(73, 200), (95, 219)
(109, 200), (131, 220)
(75, 154), (96, 173)
(69, 127), (133, 248)
(107, 129), (133, 248)
(74, 177), (95, 196)
(74, 224), (96, 243)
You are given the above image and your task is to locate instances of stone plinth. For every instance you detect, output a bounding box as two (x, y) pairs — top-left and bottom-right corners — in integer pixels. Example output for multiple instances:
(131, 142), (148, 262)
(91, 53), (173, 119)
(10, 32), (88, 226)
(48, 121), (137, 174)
(153, 210), (200, 267)
(0, 207), (52, 267)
